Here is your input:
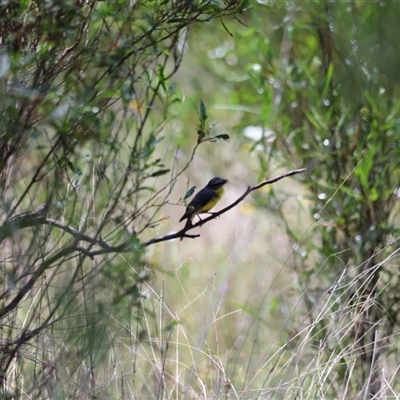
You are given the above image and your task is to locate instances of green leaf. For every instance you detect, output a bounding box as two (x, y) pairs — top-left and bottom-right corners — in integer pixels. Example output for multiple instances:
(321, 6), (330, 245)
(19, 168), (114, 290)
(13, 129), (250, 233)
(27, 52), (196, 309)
(212, 134), (230, 141)
(183, 186), (196, 200)
(137, 186), (156, 192)
(368, 187), (379, 203)
(354, 146), (379, 192)
(164, 319), (181, 333)
(339, 186), (365, 203)
(200, 100), (207, 122)
(197, 100), (209, 140)
(322, 62), (334, 98)
(130, 234), (142, 251)
(150, 169), (170, 177)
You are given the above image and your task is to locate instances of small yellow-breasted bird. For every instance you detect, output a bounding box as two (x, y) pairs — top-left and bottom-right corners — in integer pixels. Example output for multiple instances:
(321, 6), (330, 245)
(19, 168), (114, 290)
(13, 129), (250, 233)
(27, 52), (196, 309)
(179, 177), (228, 229)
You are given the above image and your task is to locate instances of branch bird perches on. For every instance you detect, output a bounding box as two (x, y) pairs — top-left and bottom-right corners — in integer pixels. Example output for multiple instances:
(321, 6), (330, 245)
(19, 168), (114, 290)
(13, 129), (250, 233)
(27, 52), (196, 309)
(145, 168), (307, 245)
(0, 168), (306, 254)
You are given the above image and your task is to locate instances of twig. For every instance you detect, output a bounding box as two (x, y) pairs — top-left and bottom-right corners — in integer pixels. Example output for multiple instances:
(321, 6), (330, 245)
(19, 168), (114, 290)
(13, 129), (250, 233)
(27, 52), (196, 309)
(0, 168), (306, 255)
(0, 205), (114, 250)
(144, 168), (306, 246)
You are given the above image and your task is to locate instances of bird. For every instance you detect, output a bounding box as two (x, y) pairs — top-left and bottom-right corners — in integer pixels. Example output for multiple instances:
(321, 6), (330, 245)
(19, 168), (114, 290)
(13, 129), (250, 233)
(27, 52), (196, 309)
(179, 177), (228, 231)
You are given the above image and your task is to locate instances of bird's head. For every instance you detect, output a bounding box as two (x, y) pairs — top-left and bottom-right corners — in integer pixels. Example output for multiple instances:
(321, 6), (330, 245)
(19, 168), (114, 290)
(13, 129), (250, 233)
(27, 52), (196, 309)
(206, 177), (228, 190)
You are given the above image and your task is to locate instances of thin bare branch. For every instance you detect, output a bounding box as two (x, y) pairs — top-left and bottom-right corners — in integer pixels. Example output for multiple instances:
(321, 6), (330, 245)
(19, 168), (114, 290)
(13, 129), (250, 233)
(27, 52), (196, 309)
(144, 168), (307, 246)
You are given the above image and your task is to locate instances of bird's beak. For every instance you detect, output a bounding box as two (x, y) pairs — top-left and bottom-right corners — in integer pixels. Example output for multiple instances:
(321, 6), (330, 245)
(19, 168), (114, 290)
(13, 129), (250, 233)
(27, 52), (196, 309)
(223, 179), (228, 184)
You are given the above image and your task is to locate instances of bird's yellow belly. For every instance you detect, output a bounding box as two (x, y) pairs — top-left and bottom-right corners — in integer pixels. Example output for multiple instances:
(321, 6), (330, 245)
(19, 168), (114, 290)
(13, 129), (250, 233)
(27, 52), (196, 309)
(197, 187), (224, 213)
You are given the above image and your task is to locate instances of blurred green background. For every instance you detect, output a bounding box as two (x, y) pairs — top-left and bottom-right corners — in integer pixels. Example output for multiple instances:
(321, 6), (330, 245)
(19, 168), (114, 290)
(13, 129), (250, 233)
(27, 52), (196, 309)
(149, 2), (400, 398)
(1, 1), (400, 398)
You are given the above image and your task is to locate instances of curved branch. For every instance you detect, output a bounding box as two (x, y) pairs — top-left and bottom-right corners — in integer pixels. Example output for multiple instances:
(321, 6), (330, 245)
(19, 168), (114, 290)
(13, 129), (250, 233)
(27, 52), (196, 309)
(0, 204), (48, 244)
(44, 218), (114, 250)
(144, 168), (307, 246)
(0, 205), (114, 250)
(0, 169), (306, 256)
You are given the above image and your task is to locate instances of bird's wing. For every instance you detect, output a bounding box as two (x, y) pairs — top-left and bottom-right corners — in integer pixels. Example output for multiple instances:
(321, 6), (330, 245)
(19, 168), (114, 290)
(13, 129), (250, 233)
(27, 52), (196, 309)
(179, 187), (215, 221)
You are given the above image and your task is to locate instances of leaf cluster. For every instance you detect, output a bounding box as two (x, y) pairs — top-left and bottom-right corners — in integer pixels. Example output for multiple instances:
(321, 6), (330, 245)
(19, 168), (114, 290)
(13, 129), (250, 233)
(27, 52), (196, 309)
(0, 0), (245, 396)
(184, 2), (400, 397)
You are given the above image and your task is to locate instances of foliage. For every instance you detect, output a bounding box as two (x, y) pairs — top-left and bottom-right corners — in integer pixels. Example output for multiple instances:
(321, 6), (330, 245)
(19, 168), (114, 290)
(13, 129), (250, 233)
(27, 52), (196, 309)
(3, 0), (400, 398)
(184, 1), (400, 398)
(0, 0), (246, 397)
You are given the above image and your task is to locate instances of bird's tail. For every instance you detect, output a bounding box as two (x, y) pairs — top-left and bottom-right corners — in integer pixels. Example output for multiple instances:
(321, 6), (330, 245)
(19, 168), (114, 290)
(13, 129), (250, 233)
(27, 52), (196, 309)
(180, 218), (193, 241)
